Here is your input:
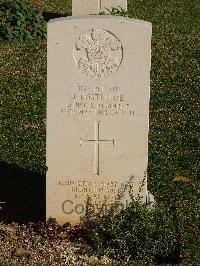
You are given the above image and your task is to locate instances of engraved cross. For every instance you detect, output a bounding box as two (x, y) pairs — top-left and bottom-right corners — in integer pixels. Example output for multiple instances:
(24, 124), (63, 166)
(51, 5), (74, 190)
(80, 121), (114, 176)
(98, 0), (102, 10)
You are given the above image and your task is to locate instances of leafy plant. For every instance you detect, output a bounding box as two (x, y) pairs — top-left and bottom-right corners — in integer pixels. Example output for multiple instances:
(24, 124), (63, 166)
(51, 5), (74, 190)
(75, 175), (200, 265)
(99, 6), (128, 16)
(0, 0), (46, 42)
(71, 196), (177, 265)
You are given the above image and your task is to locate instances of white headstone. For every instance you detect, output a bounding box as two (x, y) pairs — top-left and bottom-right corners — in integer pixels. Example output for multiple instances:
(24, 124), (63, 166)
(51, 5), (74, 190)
(72, 0), (127, 16)
(47, 16), (152, 225)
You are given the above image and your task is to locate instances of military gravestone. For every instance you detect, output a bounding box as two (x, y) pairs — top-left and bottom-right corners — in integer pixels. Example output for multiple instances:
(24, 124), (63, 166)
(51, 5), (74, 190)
(72, 0), (127, 16)
(47, 10), (152, 225)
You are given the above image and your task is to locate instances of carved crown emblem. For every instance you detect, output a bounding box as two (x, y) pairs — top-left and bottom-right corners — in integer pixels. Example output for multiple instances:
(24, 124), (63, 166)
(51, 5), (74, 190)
(73, 29), (123, 80)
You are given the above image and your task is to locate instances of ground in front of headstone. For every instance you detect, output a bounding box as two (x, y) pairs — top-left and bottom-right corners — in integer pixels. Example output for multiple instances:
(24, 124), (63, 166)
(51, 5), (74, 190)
(0, 220), (113, 265)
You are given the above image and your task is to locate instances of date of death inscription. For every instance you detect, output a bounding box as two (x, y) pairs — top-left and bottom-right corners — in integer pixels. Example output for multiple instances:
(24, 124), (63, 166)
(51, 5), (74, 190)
(61, 85), (135, 117)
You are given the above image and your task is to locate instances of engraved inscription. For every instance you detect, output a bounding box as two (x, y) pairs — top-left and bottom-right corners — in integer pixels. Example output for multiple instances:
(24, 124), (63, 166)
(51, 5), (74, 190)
(61, 85), (135, 117)
(58, 178), (134, 215)
(80, 121), (114, 175)
(73, 29), (123, 79)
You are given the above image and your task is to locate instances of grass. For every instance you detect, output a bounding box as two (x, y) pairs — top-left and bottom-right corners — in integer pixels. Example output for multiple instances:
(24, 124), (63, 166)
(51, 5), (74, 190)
(128, 0), (200, 198)
(0, 42), (46, 172)
(44, 0), (71, 14)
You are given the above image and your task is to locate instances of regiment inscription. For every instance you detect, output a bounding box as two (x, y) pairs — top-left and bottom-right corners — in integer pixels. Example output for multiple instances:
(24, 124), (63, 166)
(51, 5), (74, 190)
(61, 85), (135, 117)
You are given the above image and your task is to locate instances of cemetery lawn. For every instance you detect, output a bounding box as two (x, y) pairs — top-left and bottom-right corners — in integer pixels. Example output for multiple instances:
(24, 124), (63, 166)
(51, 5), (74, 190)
(0, 0), (200, 265)
(44, 0), (71, 14)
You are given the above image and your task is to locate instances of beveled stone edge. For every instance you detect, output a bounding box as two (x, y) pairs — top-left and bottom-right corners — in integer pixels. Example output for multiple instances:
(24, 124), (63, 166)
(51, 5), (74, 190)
(48, 15), (152, 29)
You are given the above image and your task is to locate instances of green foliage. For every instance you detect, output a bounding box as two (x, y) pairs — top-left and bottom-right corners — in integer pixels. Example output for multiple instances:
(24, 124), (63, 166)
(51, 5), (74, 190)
(80, 198), (177, 265)
(99, 7), (128, 16)
(171, 180), (200, 266)
(0, 0), (46, 42)
(79, 178), (200, 265)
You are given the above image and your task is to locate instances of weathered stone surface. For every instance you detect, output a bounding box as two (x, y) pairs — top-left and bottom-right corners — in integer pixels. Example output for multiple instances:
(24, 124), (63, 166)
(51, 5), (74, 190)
(47, 16), (152, 225)
(72, 0), (127, 16)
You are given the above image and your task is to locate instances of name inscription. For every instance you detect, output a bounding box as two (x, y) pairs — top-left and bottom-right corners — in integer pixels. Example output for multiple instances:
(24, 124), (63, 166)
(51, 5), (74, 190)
(61, 85), (135, 117)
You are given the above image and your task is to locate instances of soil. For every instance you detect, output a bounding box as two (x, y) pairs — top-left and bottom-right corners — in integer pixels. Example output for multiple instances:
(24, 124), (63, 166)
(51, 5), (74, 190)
(0, 219), (112, 266)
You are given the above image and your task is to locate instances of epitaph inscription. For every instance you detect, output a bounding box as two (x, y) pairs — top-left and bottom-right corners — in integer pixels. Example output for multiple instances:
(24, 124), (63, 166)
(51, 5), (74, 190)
(73, 29), (123, 79)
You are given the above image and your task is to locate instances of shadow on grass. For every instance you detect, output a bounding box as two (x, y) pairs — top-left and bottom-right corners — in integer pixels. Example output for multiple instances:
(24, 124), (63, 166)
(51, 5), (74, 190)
(0, 161), (45, 224)
(43, 12), (70, 22)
